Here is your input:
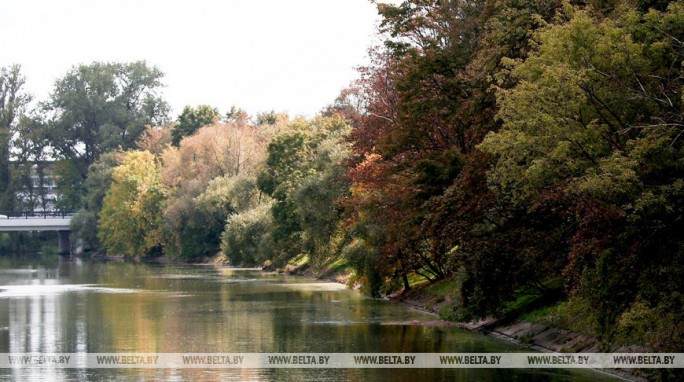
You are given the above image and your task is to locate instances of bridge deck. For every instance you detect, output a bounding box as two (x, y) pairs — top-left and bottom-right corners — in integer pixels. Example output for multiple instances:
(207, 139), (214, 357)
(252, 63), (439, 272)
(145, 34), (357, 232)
(0, 217), (72, 232)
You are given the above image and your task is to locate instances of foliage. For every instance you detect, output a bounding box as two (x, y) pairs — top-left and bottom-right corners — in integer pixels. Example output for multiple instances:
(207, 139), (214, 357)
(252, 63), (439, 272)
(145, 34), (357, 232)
(11, 112), (53, 212)
(341, 0), (561, 293)
(98, 150), (166, 257)
(0, 232), (58, 254)
(255, 110), (280, 126)
(161, 121), (267, 259)
(171, 104), (220, 146)
(225, 106), (249, 125)
(0, 65), (31, 210)
(71, 152), (119, 252)
(137, 124), (173, 156)
(45, 61), (169, 177)
(53, 159), (86, 212)
(220, 202), (273, 266)
(344, 238), (382, 296)
(256, 116), (351, 266)
(479, 3), (684, 347)
(334, 0), (684, 353)
(3, 0), (682, 355)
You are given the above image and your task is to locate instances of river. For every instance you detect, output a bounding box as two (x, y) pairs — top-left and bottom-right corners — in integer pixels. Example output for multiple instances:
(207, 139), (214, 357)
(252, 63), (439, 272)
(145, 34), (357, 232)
(0, 256), (615, 381)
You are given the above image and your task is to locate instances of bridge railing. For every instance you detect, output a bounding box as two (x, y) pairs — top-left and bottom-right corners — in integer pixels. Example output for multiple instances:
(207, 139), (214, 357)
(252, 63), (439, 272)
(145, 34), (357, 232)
(0, 211), (76, 219)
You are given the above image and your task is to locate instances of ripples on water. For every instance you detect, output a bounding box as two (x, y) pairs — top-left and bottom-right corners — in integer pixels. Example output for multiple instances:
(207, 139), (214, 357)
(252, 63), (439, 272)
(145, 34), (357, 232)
(0, 284), (139, 298)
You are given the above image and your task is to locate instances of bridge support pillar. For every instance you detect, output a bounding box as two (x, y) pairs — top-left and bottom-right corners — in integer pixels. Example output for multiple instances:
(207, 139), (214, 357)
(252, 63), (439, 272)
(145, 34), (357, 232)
(58, 230), (71, 256)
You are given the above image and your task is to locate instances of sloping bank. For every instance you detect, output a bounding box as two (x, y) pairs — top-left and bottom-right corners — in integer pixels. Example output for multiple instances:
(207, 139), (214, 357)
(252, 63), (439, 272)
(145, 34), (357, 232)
(384, 283), (658, 382)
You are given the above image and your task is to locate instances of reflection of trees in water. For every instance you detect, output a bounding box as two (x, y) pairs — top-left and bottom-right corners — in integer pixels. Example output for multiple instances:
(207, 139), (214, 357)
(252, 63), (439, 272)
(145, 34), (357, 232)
(0, 261), (608, 381)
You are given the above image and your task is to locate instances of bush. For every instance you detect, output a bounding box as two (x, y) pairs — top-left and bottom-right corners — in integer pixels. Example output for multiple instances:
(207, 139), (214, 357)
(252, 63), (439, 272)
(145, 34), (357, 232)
(221, 203), (273, 266)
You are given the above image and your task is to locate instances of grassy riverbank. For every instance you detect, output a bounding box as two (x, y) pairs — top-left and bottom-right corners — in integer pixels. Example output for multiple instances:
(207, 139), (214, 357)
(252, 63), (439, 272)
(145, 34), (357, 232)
(383, 278), (680, 382)
(278, 254), (353, 285)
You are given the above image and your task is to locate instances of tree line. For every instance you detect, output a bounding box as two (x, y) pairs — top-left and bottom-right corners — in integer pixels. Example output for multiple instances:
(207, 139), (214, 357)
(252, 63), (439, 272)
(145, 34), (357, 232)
(1, 0), (682, 354)
(333, 0), (682, 355)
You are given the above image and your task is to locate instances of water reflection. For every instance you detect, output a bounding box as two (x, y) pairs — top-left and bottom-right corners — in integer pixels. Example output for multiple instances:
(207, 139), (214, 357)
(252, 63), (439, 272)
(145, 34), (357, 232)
(0, 258), (615, 381)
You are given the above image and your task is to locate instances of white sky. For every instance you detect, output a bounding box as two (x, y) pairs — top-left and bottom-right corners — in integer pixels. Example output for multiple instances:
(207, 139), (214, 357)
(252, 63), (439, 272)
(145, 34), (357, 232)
(1, 0), (395, 118)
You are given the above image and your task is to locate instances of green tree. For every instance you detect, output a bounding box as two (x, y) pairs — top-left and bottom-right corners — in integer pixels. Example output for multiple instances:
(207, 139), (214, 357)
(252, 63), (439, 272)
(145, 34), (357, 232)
(479, 3), (684, 348)
(70, 152), (119, 252)
(53, 159), (85, 212)
(225, 106), (248, 125)
(221, 202), (273, 266)
(98, 150), (166, 257)
(0, 65), (31, 210)
(171, 104), (220, 146)
(255, 110), (280, 126)
(11, 113), (51, 211)
(46, 61), (169, 177)
(257, 116), (351, 266)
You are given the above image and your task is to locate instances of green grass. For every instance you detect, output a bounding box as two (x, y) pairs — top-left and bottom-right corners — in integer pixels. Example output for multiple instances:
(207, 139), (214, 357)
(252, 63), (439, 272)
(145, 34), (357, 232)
(424, 277), (462, 296)
(281, 253), (310, 273)
(399, 276), (465, 320)
(511, 295), (596, 341)
(289, 253), (309, 267)
(407, 273), (429, 288)
(501, 278), (564, 319)
(518, 301), (565, 324)
(325, 257), (349, 273)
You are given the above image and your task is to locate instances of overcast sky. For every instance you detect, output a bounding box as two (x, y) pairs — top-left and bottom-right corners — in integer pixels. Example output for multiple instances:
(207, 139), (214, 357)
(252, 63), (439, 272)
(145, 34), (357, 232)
(1, 0), (393, 118)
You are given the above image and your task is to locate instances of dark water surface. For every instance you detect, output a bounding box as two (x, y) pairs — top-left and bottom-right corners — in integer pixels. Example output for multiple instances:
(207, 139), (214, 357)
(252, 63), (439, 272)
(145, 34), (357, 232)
(0, 257), (615, 381)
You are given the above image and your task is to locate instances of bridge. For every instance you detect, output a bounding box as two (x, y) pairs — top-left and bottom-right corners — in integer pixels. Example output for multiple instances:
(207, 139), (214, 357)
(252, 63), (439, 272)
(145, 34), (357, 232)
(0, 211), (75, 255)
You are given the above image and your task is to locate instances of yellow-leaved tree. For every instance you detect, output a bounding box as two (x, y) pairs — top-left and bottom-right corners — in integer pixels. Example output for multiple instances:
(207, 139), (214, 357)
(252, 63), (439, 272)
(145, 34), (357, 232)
(98, 150), (167, 257)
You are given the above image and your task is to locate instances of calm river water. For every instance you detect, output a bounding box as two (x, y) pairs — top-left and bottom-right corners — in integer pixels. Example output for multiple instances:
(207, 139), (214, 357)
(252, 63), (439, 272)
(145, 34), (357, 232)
(0, 256), (615, 381)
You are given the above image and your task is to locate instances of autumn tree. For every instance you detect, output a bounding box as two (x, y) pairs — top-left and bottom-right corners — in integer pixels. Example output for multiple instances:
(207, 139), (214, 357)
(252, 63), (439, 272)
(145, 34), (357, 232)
(162, 120), (267, 259)
(479, 3), (684, 348)
(406, 0), (567, 315)
(98, 150), (166, 257)
(342, 0), (499, 293)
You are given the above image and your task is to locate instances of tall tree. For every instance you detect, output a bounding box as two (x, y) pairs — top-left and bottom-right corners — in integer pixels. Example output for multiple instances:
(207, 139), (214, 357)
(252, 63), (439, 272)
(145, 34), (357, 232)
(338, 0), (576, 299)
(479, 3), (684, 348)
(11, 113), (51, 211)
(342, 0), (492, 293)
(98, 150), (166, 257)
(0, 65), (31, 210)
(257, 116), (351, 266)
(162, 121), (267, 259)
(70, 151), (119, 252)
(45, 61), (170, 177)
